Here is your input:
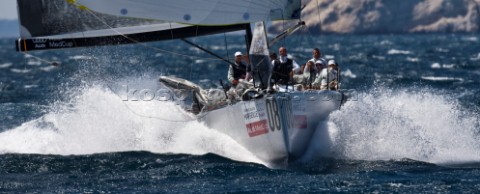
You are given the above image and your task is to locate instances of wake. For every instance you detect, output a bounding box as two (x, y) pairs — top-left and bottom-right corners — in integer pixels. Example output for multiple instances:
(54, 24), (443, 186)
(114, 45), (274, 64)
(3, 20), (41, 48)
(0, 80), (263, 165)
(1, 77), (479, 166)
(304, 86), (480, 165)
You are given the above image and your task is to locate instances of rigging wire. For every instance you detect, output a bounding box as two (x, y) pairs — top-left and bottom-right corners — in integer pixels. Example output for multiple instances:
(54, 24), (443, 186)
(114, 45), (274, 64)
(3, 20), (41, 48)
(307, 0), (326, 56)
(21, 0), (301, 66)
(67, 3), (234, 122)
(103, 81), (206, 122)
(96, 66), (213, 122)
(224, 32), (231, 64)
(281, 11), (286, 47)
(17, 1), (299, 122)
(169, 22), (174, 40)
(70, 1), (227, 62)
(315, 0), (322, 34)
(18, 50), (203, 122)
(305, 24), (318, 49)
(10, 1), (305, 123)
(20, 52), (60, 67)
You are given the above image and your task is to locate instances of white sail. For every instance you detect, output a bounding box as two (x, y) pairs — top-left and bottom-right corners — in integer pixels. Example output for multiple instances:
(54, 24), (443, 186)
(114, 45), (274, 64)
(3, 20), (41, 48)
(249, 22), (271, 89)
(16, 0), (301, 51)
(35, 23), (189, 39)
(75, 0), (301, 25)
(17, 0), (165, 39)
(249, 22), (270, 56)
(15, 0), (248, 51)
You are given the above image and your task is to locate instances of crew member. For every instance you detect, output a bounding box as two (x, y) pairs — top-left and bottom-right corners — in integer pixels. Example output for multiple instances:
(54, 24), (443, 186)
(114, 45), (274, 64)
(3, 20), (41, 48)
(227, 51), (250, 85)
(271, 47), (294, 85)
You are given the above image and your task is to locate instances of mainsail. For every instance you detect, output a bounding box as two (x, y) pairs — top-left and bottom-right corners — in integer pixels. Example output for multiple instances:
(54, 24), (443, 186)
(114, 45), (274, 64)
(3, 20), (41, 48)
(15, 0), (301, 52)
(75, 0), (302, 25)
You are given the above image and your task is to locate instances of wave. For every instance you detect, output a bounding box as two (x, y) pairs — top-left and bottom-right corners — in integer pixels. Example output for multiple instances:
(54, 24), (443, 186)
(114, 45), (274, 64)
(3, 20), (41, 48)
(462, 37), (478, 42)
(0, 78), (262, 165)
(68, 55), (95, 60)
(27, 60), (42, 66)
(40, 66), (58, 72)
(421, 76), (464, 82)
(1, 75), (479, 167)
(341, 68), (357, 79)
(387, 49), (412, 55)
(470, 53), (480, 61)
(10, 68), (31, 74)
(23, 85), (38, 89)
(0, 62), (12, 68)
(406, 57), (420, 62)
(430, 62), (455, 69)
(320, 86), (480, 164)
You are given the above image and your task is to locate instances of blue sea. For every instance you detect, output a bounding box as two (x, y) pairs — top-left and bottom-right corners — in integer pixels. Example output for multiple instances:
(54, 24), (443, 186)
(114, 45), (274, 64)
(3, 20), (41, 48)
(1, 34), (479, 193)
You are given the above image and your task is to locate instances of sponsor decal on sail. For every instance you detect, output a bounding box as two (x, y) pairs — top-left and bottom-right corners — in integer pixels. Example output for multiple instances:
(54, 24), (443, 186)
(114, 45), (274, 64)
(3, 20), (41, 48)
(32, 39), (47, 44)
(34, 43), (46, 49)
(49, 41), (74, 48)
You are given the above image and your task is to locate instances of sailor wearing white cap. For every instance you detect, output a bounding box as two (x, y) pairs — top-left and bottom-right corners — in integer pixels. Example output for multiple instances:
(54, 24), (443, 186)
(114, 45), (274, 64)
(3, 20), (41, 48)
(313, 60), (339, 90)
(327, 59), (336, 66)
(228, 51), (251, 84)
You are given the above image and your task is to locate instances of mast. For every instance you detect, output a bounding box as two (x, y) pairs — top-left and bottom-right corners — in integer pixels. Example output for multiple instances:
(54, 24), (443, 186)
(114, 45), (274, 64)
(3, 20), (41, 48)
(245, 24), (253, 54)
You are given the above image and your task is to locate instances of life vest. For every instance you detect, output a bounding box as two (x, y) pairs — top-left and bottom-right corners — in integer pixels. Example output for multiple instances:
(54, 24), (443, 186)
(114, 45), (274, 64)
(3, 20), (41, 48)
(272, 58), (293, 85)
(231, 61), (248, 80)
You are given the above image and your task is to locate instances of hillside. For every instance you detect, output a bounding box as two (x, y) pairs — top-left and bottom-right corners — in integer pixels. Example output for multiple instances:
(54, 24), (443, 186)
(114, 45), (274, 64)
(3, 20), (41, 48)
(270, 0), (480, 34)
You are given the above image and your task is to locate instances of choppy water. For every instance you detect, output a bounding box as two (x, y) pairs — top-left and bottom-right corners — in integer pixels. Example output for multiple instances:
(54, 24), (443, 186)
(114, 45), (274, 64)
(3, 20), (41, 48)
(1, 34), (479, 192)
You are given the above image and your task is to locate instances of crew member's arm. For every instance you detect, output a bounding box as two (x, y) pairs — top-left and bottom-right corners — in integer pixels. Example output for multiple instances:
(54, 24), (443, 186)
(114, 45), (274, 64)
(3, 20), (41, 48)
(304, 62), (311, 72)
(292, 60), (301, 74)
(244, 61), (252, 81)
(227, 65), (235, 83)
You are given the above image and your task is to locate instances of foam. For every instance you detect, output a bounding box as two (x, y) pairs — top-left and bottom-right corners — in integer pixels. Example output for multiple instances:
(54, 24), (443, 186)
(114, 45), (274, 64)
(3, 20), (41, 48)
(431, 62), (455, 69)
(421, 76), (463, 82)
(2, 77), (478, 166)
(321, 87), (480, 164)
(68, 55), (95, 60)
(341, 69), (357, 79)
(388, 49), (412, 55)
(0, 63), (12, 68)
(0, 80), (262, 165)
(10, 68), (31, 74)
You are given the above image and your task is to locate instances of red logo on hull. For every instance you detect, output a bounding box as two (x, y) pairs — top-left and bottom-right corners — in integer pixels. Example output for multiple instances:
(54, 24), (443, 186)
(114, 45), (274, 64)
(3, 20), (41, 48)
(246, 120), (269, 137)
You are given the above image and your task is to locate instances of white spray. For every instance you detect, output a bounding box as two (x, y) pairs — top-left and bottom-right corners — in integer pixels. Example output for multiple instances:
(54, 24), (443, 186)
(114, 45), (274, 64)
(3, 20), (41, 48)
(305, 86), (480, 165)
(0, 78), (263, 165)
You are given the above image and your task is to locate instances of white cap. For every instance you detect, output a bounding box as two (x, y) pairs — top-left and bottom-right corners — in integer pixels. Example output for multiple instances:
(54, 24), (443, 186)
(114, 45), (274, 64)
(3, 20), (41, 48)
(328, 60), (336, 66)
(234, 51), (242, 56)
(315, 60), (324, 65)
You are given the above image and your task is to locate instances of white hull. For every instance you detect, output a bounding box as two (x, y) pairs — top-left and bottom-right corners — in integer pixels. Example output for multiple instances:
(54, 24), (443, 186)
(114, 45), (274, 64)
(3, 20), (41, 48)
(198, 90), (344, 165)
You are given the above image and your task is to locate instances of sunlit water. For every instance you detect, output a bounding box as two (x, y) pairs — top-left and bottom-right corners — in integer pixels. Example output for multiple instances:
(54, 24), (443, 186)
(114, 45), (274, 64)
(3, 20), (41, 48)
(1, 34), (479, 192)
